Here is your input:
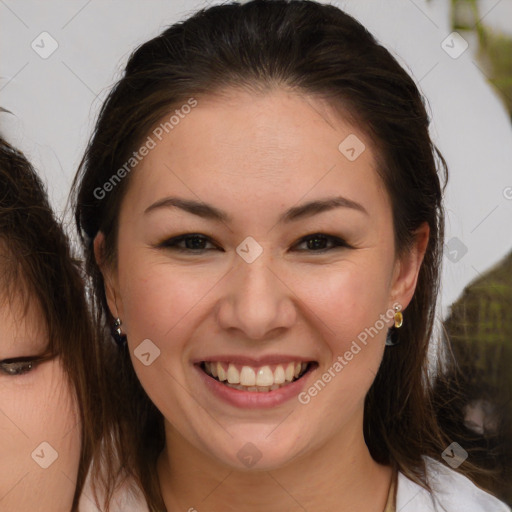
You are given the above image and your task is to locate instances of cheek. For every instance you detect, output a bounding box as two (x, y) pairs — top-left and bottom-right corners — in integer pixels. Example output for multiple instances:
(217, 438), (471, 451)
(0, 360), (80, 505)
(118, 257), (223, 406)
(293, 264), (391, 427)
(296, 258), (393, 344)
(119, 254), (225, 346)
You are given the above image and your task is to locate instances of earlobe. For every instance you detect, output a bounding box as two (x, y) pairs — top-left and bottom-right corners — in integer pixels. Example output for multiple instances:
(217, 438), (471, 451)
(390, 221), (430, 311)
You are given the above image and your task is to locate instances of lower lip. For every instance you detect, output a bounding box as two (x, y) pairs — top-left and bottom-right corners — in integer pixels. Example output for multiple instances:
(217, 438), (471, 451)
(194, 363), (316, 409)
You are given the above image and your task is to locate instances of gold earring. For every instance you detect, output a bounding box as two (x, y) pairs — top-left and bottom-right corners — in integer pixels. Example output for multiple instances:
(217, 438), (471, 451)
(386, 306), (403, 346)
(394, 306), (403, 328)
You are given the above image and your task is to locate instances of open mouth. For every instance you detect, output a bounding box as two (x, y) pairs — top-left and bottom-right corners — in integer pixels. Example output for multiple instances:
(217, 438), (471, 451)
(199, 360), (317, 392)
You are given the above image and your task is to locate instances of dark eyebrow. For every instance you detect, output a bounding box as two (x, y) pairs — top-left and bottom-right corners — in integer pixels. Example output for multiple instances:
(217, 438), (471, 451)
(144, 195), (368, 223)
(280, 196), (368, 222)
(144, 197), (231, 222)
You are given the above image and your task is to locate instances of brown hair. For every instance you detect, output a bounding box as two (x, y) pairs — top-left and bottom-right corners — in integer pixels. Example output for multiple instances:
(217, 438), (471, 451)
(72, 0), (488, 509)
(0, 134), (105, 511)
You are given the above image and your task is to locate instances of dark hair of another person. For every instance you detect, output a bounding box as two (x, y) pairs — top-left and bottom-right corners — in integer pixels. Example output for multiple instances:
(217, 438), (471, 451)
(0, 134), (106, 511)
(71, 1), (493, 509)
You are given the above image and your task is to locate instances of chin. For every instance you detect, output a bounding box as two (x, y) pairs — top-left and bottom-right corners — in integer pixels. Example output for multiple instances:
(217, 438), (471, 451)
(199, 426), (310, 472)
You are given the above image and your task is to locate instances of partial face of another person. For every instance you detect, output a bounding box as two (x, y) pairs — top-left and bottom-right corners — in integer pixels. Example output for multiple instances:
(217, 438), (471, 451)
(101, 88), (427, 470)
(0, 283), (80, 511)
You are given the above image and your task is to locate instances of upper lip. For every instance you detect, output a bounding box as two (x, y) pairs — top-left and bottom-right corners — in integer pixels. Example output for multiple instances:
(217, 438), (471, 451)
(193, 355), (316, 366)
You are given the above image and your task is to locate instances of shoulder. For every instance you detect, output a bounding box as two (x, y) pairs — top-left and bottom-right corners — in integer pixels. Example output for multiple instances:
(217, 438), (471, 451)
(396, 456), (511, 512)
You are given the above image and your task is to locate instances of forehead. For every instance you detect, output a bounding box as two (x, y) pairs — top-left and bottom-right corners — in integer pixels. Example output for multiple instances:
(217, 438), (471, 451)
(0, 247), (48, 354)
(125, 88), (389, 220)
(0, 285), (48, 355)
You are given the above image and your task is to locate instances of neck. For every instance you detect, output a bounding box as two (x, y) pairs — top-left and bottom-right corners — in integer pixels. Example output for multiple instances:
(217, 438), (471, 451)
(157, 415), (393, 511)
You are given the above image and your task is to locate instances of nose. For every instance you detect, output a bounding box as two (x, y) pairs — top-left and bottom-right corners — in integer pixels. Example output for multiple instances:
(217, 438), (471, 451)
(216, 250), (297, 341)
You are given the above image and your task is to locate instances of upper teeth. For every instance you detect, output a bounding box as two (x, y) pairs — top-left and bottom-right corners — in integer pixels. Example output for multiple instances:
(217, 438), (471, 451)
(204, 361), (307, 387)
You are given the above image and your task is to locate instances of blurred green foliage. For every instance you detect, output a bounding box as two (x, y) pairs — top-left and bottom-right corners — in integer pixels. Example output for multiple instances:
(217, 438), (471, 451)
(451, 0), (512, 116)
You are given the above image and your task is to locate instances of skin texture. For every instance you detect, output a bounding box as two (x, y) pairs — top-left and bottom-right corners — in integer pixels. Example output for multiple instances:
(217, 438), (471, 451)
(0, 291), (80, 511)
(98, 88), (429, 511)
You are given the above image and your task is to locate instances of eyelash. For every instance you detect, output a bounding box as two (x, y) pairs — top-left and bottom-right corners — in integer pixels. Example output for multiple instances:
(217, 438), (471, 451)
(0, 354), (53, 377)
(158, 233), (352, 254)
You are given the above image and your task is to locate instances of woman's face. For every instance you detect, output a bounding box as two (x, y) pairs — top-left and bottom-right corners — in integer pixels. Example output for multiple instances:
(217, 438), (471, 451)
(101, 88), (428, 470)
(0, 288), (80, 510)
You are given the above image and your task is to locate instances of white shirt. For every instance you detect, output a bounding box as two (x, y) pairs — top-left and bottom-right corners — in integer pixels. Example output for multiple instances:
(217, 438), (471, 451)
(79, 456), (510, 512)
(396, 456), (510, 512)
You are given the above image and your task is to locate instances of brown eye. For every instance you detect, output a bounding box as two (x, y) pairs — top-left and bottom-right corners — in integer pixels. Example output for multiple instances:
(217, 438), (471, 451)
(0, 359), (35, 376)
(0, 352), (56, 377)
(159, 234), (220, 253)
(294, 233), (350, 252)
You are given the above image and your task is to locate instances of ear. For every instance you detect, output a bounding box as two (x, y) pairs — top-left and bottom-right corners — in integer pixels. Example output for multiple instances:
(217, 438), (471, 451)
(93, 232), (122, 319)
(389, 221), (430, 311)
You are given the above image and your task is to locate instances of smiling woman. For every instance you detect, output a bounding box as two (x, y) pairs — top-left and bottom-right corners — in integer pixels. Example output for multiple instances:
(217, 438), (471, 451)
(0, 134), (106, 511)
(72, 1), (510, 511)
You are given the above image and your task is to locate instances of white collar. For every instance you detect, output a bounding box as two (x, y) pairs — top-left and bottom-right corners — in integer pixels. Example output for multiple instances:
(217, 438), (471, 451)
(396, 456), (510, 512)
